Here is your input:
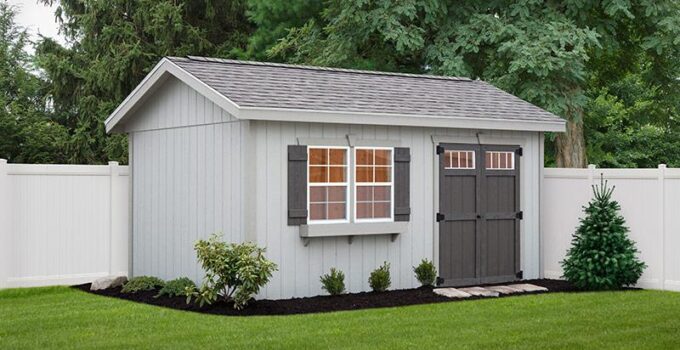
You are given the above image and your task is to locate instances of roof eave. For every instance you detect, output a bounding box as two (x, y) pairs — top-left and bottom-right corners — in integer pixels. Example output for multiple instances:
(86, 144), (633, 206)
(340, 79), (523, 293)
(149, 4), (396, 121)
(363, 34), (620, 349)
(238, 107), (566, 133)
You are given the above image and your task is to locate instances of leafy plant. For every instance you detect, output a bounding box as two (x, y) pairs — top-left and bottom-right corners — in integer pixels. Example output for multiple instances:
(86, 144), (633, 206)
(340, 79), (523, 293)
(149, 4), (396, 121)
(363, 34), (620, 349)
(320, 268), (345, 295)
(369, 262), (391, 292)
(561, 178), (646, 290)
(121, 276), (165, 293)
(187, 233), (278, 309)
(413, 259), (437, 287)
(155, 277), (196, 298)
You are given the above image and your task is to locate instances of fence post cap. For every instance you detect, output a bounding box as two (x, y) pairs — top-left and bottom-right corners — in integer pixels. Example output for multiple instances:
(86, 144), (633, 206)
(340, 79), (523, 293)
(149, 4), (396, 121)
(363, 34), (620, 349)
(659, 164), (667, 169)
(0, 159), (6, 164)
(108, 161), (119, 166)
(587, 164), (597, 169)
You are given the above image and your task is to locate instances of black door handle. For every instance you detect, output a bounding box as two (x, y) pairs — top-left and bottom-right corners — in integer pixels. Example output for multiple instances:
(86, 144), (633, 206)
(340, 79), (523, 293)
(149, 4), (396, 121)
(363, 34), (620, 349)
(476, 214), (482, 219)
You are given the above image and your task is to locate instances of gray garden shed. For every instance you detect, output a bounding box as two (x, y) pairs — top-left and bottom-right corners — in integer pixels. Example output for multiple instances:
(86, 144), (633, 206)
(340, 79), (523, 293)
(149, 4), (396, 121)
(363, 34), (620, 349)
(105, 56), (565, 299)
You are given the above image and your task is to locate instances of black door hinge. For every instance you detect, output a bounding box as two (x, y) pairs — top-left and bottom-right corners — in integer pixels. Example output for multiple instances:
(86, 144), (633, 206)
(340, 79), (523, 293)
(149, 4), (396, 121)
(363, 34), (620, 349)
(436, 213), (445, 222)
(515, 147), (523, 156)
(515, 211), (523, 220)
(436, 145), (444, 155)
(516, 270), (523, 279)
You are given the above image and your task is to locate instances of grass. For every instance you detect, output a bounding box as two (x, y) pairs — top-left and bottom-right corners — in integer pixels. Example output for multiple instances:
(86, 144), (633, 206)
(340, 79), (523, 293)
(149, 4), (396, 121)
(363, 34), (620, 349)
(1, 287), (679, 349)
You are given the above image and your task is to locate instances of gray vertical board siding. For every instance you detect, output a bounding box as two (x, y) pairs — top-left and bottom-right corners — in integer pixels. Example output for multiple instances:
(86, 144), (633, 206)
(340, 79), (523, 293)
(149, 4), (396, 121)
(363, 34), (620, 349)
(125, 75), (542, 298)
(128, 76), (246, 284)
(252, 121), (542, 299)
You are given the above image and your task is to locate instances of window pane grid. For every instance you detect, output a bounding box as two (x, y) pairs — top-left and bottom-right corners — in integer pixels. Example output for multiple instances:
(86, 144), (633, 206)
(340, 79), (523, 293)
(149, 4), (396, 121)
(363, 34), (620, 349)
(445, 150), (475, 169)
(485, 151), (515, 170)
(308, 147), (349, 223)
(355, 148), (393, 221)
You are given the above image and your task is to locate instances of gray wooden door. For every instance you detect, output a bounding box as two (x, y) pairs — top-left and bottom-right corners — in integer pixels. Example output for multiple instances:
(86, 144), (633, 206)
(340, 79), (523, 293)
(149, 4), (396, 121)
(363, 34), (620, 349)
(438, 143), (521, 286)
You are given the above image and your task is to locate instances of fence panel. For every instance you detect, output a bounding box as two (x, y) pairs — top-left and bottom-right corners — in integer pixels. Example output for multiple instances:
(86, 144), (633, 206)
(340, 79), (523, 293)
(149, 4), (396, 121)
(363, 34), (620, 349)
(542, 165), (680, 291)
(3, 160), (678, 291)
(0, 161), (129, 288)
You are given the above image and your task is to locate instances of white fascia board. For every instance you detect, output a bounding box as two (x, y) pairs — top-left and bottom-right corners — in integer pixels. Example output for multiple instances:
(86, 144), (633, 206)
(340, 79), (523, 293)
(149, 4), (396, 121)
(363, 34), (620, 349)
(238, 107), (567, 133)
(104, 58), (241, 133)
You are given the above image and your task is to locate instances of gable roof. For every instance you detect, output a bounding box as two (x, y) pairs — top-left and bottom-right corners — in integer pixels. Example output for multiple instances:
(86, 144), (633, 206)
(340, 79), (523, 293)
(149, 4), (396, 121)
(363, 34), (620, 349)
(105, 56), (566, 133)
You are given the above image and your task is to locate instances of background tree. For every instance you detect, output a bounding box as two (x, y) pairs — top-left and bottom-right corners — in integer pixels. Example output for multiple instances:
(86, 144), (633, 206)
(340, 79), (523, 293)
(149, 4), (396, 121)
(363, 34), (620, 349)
(0, 3), (68, 163)
(35, 0), (253, 164)
(268, 0), (680, 168)
(3, 0), (678, 167)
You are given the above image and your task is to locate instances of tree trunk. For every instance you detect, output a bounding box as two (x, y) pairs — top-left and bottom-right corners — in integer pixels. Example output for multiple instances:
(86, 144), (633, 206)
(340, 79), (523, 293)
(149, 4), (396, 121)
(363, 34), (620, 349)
(555, 115), (587, 168)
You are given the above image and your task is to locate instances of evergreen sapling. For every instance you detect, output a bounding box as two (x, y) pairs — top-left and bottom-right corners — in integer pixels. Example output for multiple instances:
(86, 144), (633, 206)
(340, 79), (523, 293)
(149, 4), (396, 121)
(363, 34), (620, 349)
(561, 178), (645, 290)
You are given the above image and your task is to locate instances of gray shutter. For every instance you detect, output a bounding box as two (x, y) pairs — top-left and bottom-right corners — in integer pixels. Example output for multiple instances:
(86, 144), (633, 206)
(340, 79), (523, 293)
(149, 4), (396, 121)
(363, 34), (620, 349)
(394, 147), (410, 221)
(288, 145), (308, 225)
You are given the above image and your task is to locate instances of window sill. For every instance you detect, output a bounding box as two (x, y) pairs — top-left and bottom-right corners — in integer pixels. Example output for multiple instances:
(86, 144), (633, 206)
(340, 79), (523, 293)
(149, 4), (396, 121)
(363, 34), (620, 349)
(299, 222), (407, 246)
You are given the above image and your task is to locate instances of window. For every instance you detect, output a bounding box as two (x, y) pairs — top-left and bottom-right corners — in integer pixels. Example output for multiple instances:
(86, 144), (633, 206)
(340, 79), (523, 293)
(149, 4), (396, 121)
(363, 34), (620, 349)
(444, 150), (475, 169)
(485, 151), (515, 170)
(355, 148), (393, 222)
(308, 147), (349, 223)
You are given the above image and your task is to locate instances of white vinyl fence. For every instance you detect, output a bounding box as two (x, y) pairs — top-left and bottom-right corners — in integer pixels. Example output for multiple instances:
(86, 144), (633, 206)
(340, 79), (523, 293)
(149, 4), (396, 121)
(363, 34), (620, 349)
(542, 164), (680, 291)
(1, 159), (678, 292)
(0, 160), (129, 288)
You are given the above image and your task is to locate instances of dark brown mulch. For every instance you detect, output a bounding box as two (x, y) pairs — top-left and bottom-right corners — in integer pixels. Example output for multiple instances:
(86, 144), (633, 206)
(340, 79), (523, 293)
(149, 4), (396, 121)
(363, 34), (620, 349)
(73, 279), (584, 316)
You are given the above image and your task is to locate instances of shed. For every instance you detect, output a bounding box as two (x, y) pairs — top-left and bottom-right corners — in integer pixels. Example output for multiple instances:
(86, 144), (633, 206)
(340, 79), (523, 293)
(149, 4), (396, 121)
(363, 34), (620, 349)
(105, 56), (565, 299)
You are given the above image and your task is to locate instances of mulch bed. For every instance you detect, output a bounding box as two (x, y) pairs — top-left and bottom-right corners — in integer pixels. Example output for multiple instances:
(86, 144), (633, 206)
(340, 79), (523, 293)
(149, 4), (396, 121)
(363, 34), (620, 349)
(73, 279), (586, 316)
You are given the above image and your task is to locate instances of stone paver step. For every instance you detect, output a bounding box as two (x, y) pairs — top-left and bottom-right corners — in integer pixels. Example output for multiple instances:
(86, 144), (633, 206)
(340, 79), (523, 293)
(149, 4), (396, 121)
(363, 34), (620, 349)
(433, 283), (548, 299)
(458, 286), (500, 297)
(485, 285), (523, 295)
(433, 288), (471, 298)
(507, 283), (549, 292)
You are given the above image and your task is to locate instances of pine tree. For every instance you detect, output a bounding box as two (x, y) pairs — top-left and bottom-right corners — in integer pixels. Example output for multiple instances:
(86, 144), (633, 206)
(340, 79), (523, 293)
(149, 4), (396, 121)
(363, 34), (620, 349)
(561, 178), (645, 290)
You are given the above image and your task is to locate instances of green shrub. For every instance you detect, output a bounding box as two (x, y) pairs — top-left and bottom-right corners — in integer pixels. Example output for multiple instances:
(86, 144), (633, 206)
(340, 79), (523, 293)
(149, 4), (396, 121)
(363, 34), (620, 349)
(369, 262), (391, 292)
(320, 268), (345, 295)
(155, 277), (196, 298)
(121, 276), (165, 293)
(561, 179), (646, 290)
(413, 259), (437, 287)
(187, 233), (278, 309)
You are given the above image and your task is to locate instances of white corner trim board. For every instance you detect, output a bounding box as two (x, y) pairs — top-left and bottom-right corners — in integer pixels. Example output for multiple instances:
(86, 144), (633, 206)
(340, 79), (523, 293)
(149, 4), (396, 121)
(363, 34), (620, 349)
(104, 59), (567, 134)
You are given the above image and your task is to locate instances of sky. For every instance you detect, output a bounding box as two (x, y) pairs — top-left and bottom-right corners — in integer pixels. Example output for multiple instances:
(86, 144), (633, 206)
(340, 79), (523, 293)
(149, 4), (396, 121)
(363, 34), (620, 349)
(7, 0), (64, 46)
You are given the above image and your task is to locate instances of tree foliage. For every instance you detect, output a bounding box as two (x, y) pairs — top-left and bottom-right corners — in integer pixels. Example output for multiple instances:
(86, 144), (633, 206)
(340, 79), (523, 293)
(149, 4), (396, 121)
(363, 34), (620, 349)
(269, 0), (680, 168)
(2, 1), (679, 168)
(0, 3), (68, 163)
(33, 0), (253, 164)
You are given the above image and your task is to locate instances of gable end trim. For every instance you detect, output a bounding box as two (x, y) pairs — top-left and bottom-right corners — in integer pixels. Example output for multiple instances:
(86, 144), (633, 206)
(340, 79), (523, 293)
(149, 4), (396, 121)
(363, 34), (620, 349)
(104, 58), (241, 133)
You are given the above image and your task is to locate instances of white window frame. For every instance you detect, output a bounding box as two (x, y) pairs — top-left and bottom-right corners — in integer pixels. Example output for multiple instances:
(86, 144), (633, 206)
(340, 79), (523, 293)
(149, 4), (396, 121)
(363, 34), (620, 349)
(353, 146), (395, 223)
(444, 150), (476, 169)
(307, 146), (350, 225)
(485, 151), (515, 170)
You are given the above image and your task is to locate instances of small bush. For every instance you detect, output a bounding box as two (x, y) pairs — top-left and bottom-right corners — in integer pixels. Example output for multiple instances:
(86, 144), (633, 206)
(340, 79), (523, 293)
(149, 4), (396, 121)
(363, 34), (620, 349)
(320, 268), (345, 295)
(155, 277), (196, 298)
(561, 179), (646, 290)
(413, 259), (437, 287)
(369, 262), (391, 292)
(121, 276), (165, 293)
(187, 233), (278, 309)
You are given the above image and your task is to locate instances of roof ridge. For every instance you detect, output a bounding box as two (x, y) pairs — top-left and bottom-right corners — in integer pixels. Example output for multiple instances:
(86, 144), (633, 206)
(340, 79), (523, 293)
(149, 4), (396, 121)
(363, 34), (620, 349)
(179, 56), (472, 82)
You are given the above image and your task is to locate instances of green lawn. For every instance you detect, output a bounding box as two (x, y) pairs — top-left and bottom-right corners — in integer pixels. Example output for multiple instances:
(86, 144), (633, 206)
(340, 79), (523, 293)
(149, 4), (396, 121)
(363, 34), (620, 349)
(1, 287), (679, 349)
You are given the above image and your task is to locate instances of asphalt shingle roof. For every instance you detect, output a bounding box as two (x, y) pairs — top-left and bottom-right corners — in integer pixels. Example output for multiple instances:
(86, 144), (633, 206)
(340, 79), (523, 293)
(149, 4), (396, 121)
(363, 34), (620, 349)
(168, 56), (562, 123)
